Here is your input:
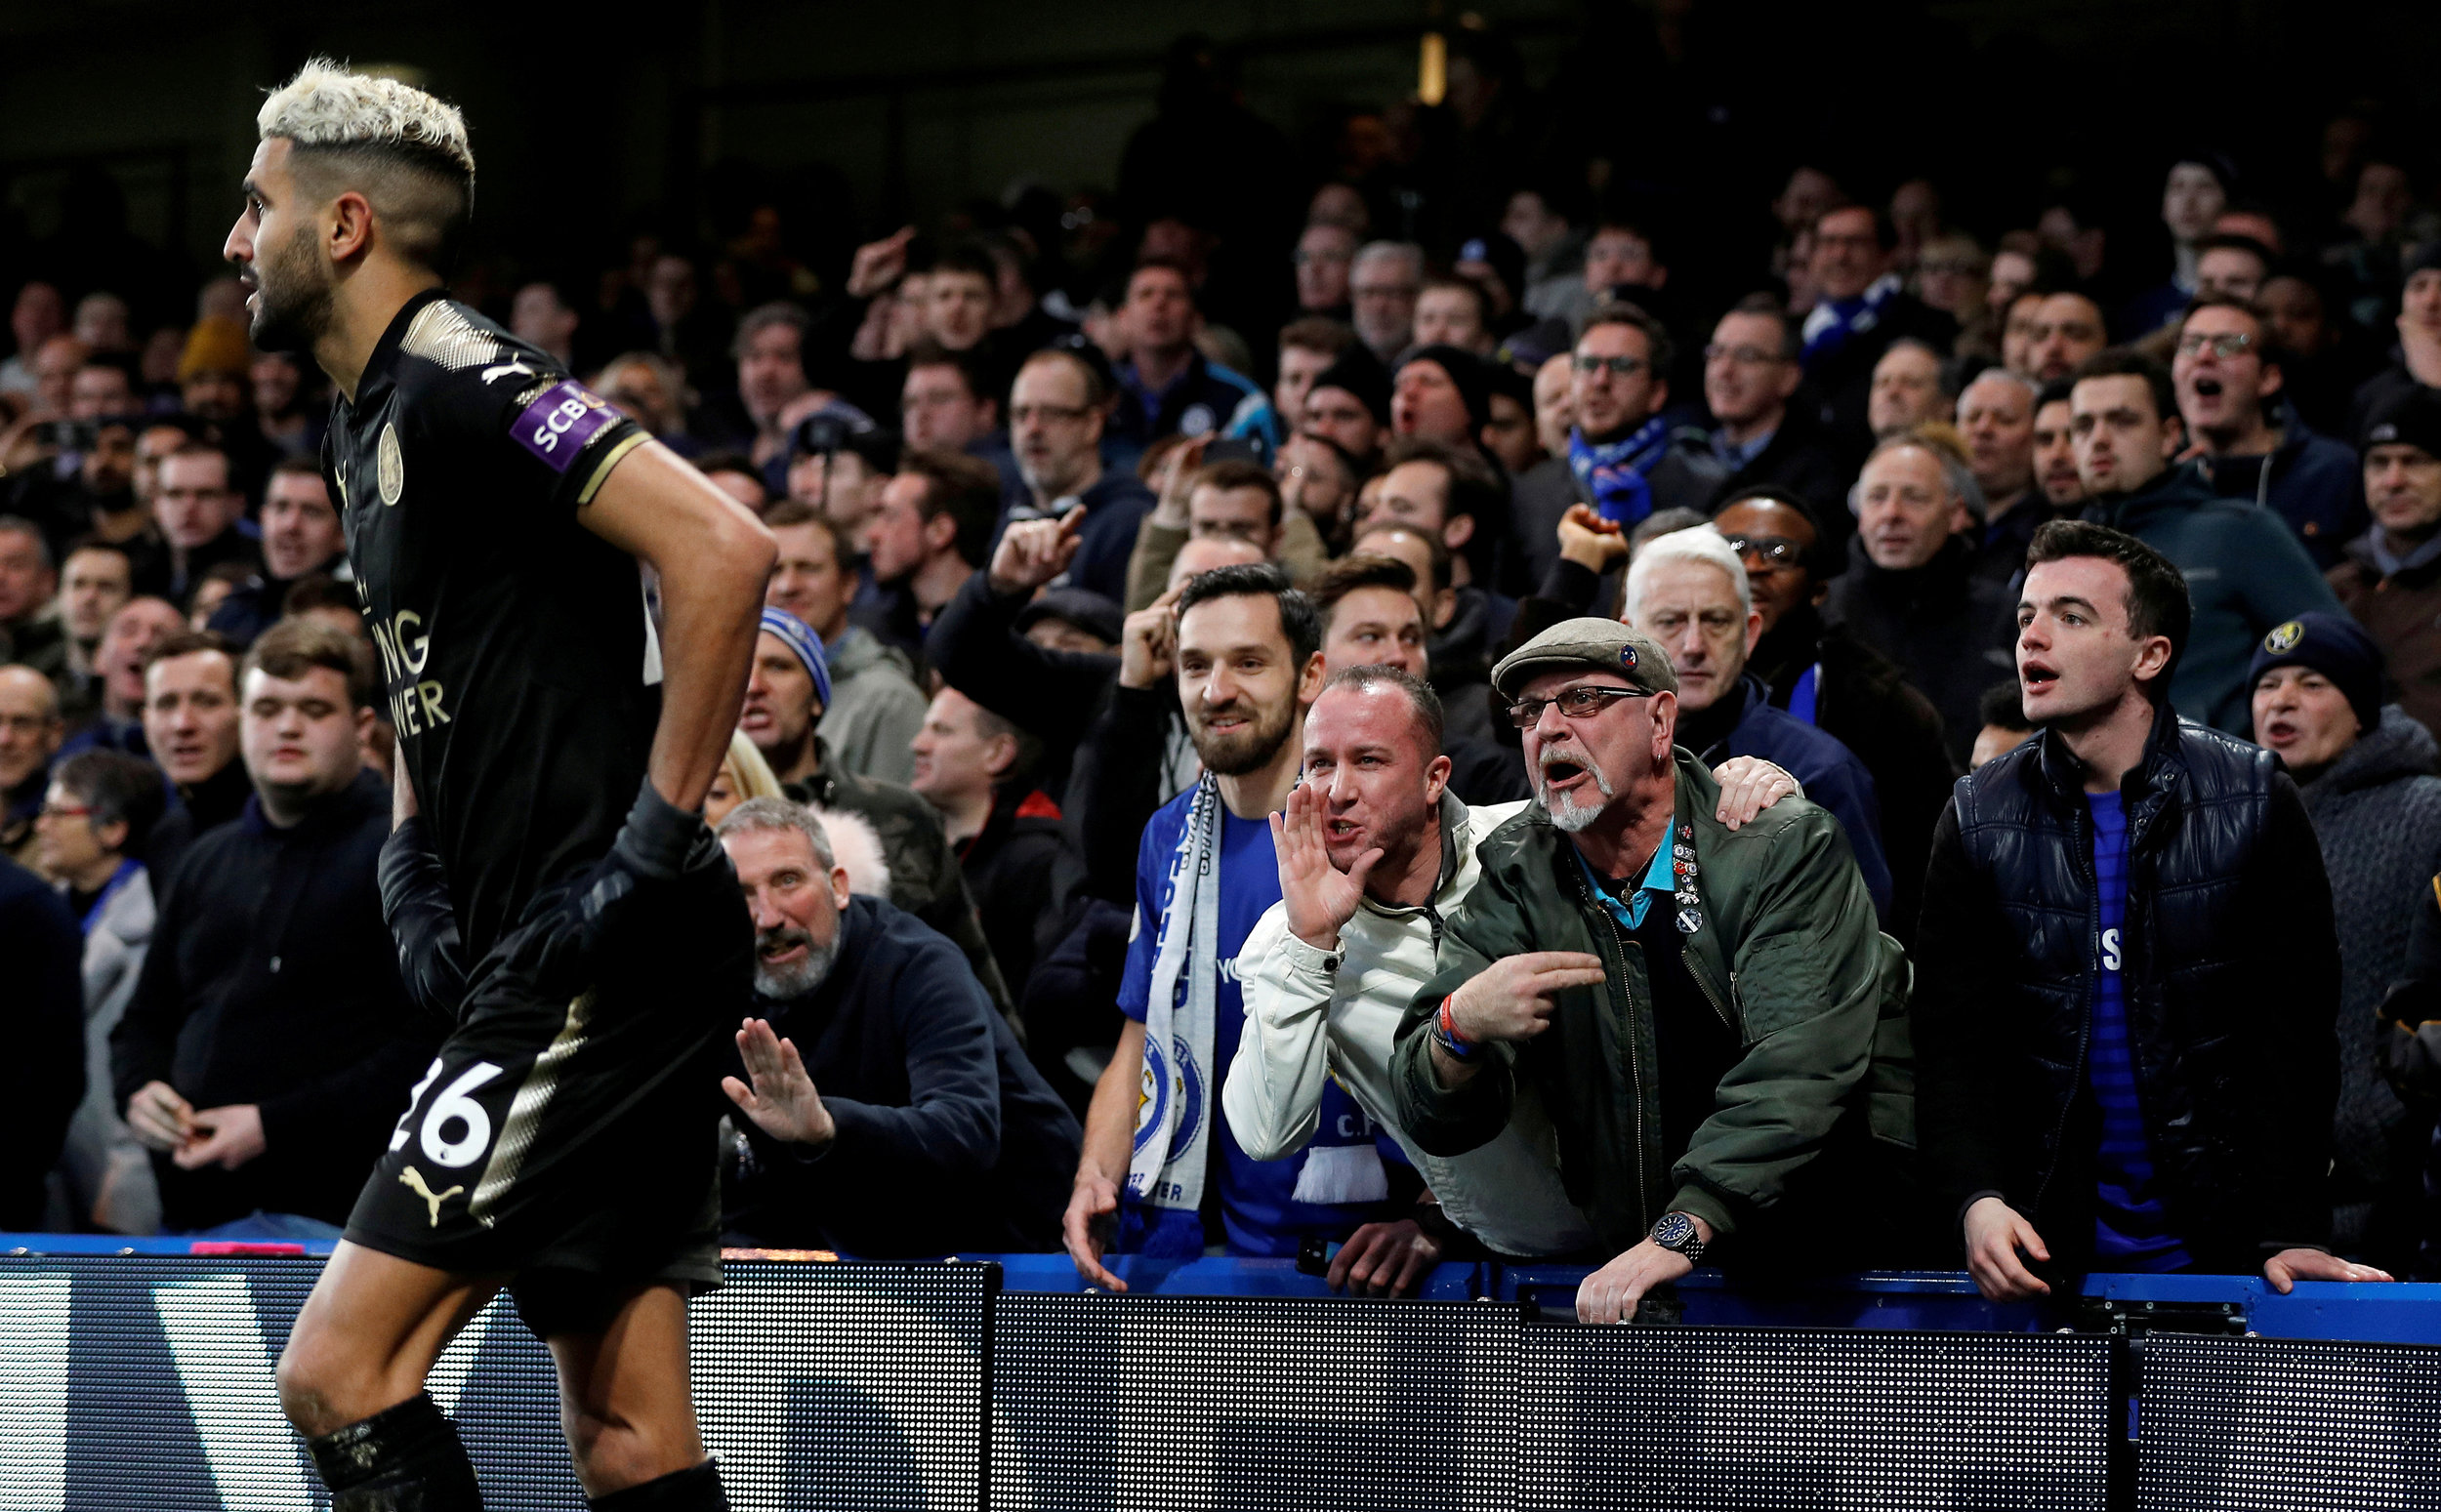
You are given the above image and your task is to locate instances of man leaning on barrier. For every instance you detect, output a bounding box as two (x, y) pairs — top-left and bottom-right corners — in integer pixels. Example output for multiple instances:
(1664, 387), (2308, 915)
(1224, 664), (1804, 1290)
(1917, 519), (2391, 1298)
(1389, 618), (1913, 1324)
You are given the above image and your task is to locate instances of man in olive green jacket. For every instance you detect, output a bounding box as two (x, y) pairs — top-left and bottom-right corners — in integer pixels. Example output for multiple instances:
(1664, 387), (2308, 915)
(1390, 617), (1911, 1323)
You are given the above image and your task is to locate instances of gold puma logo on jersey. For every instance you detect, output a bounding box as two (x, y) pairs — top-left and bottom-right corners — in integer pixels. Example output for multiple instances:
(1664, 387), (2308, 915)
(399, 1165), (464, 1228)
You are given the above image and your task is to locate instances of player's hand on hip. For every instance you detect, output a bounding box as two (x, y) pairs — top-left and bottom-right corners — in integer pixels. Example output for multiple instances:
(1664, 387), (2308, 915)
(723, 1018), (837, 1149)
(1329, 1218), (1444, 1296)
(1710, 756), (1799, 830)
(1062, 1169), (1128, 1291)
(125, 1081), (195, 1153)
(2264, 1247), (2394, 1292)
(1962, 1196), (2052, 1300)
(1448, 952), (1607, 1042)
(1270, 781), (1378, 952)
(1576, 1235), (1697, 1324)
(172, 1104), (265, 1170)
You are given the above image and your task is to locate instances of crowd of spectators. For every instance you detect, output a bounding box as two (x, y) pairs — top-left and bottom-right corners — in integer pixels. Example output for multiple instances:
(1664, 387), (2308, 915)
(6, 37), (2441, 1318)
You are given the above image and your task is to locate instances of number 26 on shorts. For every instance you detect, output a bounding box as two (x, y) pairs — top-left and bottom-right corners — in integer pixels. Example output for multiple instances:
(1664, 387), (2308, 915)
(391, 1057), (507, 1169)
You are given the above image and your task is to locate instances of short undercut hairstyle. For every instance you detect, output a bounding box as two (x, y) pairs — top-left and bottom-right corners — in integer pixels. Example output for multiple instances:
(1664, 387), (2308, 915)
(2024, 518), (2190, 698)
(143, 629), (236, 682)
(1318, 663), (1444, 760)
(246, 614), (375, 708)
(1174, 561), (1322, 670)
(258, 59), (476, 273)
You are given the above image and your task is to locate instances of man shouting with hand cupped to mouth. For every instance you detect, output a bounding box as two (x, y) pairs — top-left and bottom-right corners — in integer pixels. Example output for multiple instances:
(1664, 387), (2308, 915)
(1389, 618), (1914, 1323)
(1224, 663), (1804, 1290)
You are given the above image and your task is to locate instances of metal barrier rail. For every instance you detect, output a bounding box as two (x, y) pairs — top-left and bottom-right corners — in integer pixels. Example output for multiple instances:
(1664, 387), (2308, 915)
(10, 1233), (2440, 1342)
(4, 1242), (2436, 1509)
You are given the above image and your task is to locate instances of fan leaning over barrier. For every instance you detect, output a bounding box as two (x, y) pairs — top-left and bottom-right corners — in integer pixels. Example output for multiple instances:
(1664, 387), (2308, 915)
(1221, 661), (1805, 1290)
(1389, 617), (1917, 1324)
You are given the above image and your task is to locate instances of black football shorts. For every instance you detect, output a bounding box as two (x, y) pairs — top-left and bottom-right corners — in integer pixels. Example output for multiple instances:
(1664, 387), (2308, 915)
(344, 842), (753, 1336)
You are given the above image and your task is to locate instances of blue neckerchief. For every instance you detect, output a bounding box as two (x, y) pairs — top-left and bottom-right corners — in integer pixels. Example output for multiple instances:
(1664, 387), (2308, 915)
(1787, 662), (1822, 726)
(1568, 416), (1672, 527)
(1572, 833), (1678, 931)
(1800, 274), (1900, 371)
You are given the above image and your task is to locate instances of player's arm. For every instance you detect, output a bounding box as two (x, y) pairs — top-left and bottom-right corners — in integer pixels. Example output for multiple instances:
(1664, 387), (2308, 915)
(579, 441), (777, 812)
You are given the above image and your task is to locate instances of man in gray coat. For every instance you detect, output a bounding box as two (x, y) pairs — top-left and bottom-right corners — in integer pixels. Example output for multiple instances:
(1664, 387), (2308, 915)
(2250, 612), (2441, 1271)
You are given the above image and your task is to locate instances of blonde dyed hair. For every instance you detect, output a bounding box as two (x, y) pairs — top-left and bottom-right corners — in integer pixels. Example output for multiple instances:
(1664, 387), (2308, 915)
(258, 59), (474, 176)
(257, 59), (476, 269)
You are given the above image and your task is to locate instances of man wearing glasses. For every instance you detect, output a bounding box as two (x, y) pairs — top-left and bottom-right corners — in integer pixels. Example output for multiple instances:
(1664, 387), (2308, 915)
(1700, 295), (1847, 531)
(2172, 296), (2366, 570)
(1562, 303), (1722, 531)
(1390, 616), (1912, 1323)
(1001, 346), (1155, 605)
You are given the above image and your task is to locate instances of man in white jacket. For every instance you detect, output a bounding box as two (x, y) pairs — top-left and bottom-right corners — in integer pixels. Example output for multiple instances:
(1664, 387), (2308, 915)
(1224, 665), (1796, 1291)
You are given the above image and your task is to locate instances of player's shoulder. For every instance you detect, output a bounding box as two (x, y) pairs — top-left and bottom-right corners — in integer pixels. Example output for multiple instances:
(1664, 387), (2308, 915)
(386, 297), (565, 411)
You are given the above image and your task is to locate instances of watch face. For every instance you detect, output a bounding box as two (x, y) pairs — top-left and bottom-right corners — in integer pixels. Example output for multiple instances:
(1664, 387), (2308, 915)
(1653, 1212), (1695, 1249)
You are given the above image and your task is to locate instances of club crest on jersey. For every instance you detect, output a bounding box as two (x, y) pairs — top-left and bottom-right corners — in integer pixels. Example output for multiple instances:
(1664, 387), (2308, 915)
(377, 424), (404, 506)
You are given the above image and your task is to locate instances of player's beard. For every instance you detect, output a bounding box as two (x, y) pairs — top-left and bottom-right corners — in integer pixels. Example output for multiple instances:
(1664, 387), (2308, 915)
(752, 922), (841, 1000)
(1192, 694), (1296, 777)
(248, 221), (336, 356)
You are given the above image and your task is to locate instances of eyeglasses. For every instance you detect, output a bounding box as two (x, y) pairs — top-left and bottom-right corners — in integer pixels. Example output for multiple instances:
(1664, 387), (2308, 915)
(1572, 354), (1647, 379)
(1703, 344), (1784, 367)
(1720, 533), (1804, 568)
(1009, 402), (1091, 426)
(2175, 331), (2255, 359)
(1507, 683), (1653, 728)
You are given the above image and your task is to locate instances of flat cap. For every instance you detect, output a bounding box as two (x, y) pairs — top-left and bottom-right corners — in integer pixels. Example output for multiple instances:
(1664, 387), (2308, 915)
(1491, 616), (1677, 700)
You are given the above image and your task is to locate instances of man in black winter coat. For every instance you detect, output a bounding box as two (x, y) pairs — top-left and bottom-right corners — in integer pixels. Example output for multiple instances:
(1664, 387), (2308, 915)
(911, 686), (1087, 1001)
(0, 850), (83, 1228)
(1825, 430), (2019, 767)
(1916, 519), (2385, 1296)
(1715, 490), (1958, 944)
(112, 620), (436, 1234)
(716, 797), (1079, 1256)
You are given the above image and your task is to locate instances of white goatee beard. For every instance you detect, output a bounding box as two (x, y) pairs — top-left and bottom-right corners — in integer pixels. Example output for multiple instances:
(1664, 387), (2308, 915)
(1535, 754), (1615, 834)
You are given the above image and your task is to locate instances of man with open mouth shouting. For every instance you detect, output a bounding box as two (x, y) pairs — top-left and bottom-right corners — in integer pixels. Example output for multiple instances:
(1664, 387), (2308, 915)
(1389, 616), (1914, 1325)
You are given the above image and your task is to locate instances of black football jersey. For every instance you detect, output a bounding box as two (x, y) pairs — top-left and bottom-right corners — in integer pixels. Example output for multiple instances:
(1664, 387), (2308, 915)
(328, 290), (655, 962)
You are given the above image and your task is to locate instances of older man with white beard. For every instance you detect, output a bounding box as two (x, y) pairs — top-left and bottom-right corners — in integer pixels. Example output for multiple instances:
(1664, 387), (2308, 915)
(714, 796), (1078, 1257)
(1224, 665), (1799, 1289)
(1391, 617), (1913, 1323)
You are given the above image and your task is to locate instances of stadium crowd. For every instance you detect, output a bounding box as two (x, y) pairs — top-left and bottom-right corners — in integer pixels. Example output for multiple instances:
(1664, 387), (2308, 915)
(8, 33), (2441, 1317)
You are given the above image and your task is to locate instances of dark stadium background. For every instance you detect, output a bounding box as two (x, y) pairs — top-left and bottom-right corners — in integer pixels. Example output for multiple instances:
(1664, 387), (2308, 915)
(0, 0), (2431, 333)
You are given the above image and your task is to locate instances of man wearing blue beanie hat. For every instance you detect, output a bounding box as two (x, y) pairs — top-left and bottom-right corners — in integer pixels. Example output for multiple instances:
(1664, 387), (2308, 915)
(743, 603), (1016, 1012)
(2249, 608), (2441, 1271)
